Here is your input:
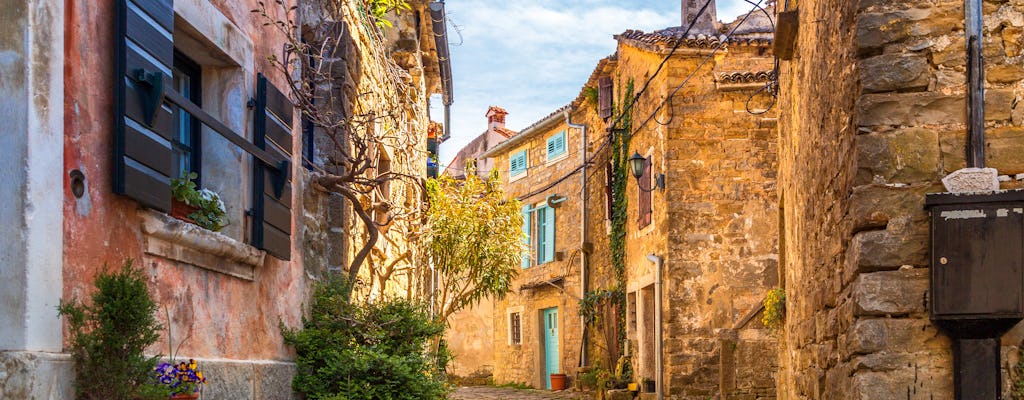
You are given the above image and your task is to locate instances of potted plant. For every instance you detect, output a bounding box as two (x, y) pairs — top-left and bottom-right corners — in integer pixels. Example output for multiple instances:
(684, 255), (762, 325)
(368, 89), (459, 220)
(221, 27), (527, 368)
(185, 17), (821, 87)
(155, 359), (206, 399)
(170, 172), (230, 232)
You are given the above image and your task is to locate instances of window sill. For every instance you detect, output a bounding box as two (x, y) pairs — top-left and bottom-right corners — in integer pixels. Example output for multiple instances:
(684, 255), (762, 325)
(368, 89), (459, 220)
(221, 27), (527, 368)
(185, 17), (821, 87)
(140, 209), (266, 280)
(545, 153), (568, 166)
(509, 172), (528, 183)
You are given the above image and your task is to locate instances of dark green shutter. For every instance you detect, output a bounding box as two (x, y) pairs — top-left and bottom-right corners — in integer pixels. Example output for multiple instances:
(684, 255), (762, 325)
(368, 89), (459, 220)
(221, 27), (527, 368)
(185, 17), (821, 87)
(252, 74), (294, 260)
(113, 0), (175, 211)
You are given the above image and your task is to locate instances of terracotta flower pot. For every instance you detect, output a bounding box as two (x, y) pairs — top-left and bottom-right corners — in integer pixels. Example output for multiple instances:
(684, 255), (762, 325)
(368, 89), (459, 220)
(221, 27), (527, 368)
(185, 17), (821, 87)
(550, 373), (567, 391)
(171, 198), (198, 223)
(169, 393), (199, 400)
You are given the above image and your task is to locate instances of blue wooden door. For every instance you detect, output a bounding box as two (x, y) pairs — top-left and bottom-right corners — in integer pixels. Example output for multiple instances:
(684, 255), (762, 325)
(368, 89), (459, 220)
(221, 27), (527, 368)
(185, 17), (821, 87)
(543, 307), (559, 389)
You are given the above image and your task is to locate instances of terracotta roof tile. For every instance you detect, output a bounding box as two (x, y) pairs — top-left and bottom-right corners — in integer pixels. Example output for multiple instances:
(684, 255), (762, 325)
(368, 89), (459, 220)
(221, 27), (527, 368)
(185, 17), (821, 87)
(493, 126), (517, 138)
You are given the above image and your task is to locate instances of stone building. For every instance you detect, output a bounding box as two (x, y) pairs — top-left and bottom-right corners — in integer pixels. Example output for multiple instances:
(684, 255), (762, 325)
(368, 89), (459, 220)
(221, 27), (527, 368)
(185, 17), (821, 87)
(444, 105), (518, 179)
(583, 5), (780, 397)
(775, 0), (1024, 398)
(446, 4), (781, 396)
(480, 105), (588, 390)
(0, 0), (449, 398)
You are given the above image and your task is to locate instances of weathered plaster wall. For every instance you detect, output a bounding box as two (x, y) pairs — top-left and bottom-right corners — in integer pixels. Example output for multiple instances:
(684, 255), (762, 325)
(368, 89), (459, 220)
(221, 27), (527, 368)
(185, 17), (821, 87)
(777, 0), (1024, 398)
(489, 117), (586, 389)
(61, 0), (301, 382)
(0, 0), (69, 398)
(446, 297), (496, 379)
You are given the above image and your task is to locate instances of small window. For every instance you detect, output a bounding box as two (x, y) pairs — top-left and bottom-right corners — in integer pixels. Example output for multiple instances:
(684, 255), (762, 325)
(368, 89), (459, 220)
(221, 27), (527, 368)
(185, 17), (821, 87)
(173, 50), (202, 181)
(546, 131), (567, 161)
(509, 312), (522, 345)
(510, 150), (528, 177)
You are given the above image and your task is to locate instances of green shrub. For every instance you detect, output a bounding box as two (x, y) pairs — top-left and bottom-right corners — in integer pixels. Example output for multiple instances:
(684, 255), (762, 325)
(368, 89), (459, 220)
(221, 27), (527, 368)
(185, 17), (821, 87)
(283, 276), (448, 400)
(57, 260), (166, 400)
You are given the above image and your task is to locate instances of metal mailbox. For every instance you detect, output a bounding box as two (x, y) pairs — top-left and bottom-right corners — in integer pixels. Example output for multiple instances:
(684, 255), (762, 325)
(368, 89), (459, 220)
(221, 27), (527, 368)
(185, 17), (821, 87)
(926, 190), (1024, 331)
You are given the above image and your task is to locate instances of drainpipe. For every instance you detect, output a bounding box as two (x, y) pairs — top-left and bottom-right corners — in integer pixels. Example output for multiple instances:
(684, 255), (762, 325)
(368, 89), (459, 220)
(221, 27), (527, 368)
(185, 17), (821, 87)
(647, 254), (664, 400)
(565, 109), (588, 367)
(965, 0), (986, 167)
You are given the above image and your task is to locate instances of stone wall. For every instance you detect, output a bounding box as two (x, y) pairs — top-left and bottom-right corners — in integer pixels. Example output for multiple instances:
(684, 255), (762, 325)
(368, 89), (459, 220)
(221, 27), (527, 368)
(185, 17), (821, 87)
(777, 0), (1024, 398)
(488, 114), (587, 389)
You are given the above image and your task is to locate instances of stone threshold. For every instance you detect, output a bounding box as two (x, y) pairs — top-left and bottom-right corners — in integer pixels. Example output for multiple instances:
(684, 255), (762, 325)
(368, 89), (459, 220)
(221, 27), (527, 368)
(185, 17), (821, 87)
(141, 209), (266, 280)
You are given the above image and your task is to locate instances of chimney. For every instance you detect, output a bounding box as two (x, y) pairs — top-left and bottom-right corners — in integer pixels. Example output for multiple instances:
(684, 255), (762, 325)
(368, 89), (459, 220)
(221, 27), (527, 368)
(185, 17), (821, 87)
(682, 0), (718, 35)
(486, 106), (508, 131)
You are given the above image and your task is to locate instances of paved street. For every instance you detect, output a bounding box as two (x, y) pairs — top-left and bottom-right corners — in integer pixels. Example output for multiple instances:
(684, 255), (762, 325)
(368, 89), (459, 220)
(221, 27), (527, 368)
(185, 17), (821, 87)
(450, 386), (587, 399)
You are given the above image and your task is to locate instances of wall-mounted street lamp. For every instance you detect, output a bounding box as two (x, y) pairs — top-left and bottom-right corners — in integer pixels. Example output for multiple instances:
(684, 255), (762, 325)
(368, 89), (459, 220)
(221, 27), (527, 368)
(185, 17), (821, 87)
(628, 151), (665, 192)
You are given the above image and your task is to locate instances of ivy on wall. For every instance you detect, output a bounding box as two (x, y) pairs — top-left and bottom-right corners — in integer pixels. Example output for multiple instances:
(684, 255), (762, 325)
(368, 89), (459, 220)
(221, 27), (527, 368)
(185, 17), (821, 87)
(580, 78), (636, 364)
(609, 78), (636, 354)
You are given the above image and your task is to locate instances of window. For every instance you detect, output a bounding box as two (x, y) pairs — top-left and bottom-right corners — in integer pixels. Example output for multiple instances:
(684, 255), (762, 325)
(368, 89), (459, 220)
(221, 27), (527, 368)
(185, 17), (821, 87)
(546, 131), (567, 161)
(510, 150), (528, 177)
(173, 50), (202, 182)
(509, 312), (522, 345)
(638, 157), (652, 228)
(521, 202), (556, 267)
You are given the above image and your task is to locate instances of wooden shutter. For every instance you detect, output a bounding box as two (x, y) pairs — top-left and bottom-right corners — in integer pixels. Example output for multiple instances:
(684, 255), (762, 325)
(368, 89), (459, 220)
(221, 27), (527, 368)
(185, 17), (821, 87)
(511, 150), (527, 176)
(598, 76), (613, 120)
(252, 74), (294, 260)
(521, 205), (532, 268)
(546, 132), (566, 160)
(544, 205), (556, 263)
(639, 158), (652, 228)
(113, 0), (175, 211)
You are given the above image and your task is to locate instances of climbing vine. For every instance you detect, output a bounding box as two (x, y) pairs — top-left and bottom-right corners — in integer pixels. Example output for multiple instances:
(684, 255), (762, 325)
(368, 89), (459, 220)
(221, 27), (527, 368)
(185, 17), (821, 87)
(579, 77), (636, 365)
(609, 78), (635, 354)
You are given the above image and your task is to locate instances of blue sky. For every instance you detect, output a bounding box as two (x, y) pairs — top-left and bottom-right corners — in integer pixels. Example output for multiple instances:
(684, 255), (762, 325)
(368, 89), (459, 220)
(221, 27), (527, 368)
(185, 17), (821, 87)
(434, 0), (753, 168)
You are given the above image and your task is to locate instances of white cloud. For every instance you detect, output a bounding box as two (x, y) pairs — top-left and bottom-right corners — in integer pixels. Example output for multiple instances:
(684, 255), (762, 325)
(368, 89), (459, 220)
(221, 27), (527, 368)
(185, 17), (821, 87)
(436, 0), (757, 166)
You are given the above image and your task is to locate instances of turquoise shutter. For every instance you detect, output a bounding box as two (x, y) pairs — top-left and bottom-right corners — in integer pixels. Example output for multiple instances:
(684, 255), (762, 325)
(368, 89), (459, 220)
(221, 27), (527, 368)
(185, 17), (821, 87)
(510, 150), (527, 176)
(546, 132), (566, 160)
(521, 205), (532, 268)
(544, 205), (556, 263)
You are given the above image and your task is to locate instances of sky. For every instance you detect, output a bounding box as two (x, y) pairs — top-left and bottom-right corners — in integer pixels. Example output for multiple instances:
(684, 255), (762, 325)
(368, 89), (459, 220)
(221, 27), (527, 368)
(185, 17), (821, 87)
(433, 0), (754, 169)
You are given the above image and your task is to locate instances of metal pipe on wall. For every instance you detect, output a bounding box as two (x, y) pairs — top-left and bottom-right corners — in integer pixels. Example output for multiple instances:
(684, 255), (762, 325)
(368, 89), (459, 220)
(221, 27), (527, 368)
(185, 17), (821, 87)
(647, 254), (664, 400)
(965, 0), (986, 167)
(565, 109), (588, 367)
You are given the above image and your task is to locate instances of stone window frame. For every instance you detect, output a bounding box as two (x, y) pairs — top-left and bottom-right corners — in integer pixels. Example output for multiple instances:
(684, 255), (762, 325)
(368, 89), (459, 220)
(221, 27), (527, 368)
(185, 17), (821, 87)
(507, 306), (525, 346)
(141, 0), (266, 280)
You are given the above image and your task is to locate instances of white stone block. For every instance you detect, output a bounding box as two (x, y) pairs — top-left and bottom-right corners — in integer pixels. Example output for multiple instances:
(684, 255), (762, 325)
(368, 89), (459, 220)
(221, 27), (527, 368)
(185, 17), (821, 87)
(941, 168), (1000, 193)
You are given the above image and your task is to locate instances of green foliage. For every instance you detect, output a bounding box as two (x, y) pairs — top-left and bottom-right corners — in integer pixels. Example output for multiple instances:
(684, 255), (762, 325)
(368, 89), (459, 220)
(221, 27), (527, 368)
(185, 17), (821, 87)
(762, 287), (786, 330)
(579, 288), (624, 327)
(425, 172), (523, 322)
(1014, 347), (1024, 399)
(583, 86), (599, 113)
(283, 276), (448, 400)
(57, 260), (166, 400)
(170, 172), (230, 231)
(364, 0), (411, 28)
(494, 381), (533, 390)
(608, 78), (636, 353)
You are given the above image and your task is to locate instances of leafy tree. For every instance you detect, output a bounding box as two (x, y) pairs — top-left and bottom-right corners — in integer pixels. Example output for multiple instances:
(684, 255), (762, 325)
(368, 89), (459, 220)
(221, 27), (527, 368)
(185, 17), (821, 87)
(425, 171), (524, 324)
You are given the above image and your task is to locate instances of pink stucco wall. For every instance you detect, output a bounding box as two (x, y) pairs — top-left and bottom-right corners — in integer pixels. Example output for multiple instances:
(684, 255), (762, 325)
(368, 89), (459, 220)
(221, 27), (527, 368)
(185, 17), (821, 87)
(62, 0), (304, 361)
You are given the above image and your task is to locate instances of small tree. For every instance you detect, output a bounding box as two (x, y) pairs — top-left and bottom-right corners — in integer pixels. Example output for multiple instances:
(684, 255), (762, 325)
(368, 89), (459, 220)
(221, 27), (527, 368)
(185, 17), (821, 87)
(425, 171), (524, 324)
(57, 260), (166, 400)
